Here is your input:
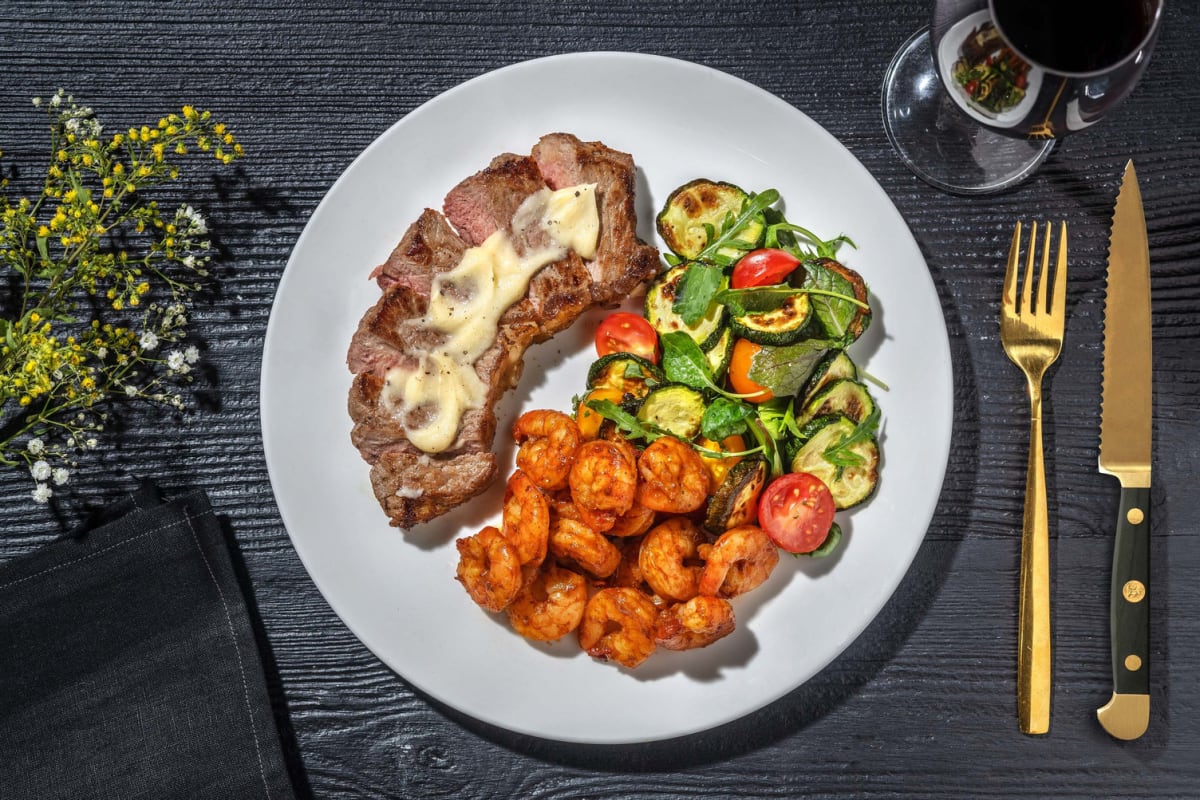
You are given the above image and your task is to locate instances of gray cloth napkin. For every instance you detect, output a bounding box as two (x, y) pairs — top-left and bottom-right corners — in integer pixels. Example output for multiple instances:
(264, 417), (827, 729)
(0, 486), (298, 800)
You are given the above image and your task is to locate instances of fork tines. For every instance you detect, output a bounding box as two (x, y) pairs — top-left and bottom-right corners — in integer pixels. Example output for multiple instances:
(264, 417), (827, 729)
(1004, 221), (1068, 320)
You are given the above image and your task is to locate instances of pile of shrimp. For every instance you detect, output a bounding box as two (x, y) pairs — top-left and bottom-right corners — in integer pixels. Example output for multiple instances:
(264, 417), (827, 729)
(454, 409), (780, 669)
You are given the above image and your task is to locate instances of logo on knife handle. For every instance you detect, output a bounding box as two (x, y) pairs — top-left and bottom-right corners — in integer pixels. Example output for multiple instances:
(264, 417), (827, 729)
(1122, 580), (1146, 603)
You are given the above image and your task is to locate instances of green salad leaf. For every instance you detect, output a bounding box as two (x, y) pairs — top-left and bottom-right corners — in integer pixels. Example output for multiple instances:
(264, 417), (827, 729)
(746, 338), (837, 398)
(672, 262), (725, 327)
(800, 259), (871, 345)
(700, 397), (755, 442)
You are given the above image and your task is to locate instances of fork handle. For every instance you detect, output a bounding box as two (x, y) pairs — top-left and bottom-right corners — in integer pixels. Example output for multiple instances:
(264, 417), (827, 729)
(1018, 386), (1052, 734)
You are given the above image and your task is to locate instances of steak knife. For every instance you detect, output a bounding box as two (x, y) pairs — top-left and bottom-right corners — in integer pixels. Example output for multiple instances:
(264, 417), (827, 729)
(1095, 160), (1153, 741)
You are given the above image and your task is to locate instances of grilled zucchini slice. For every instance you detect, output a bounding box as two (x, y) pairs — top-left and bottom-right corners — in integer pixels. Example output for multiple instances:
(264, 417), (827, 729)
(586, 353), (664, 398)
(645, 264), (726, 350)
(729, 292), (812, 346)
(794, 378), (875, 428)
(790, 414), (879, 510)
(704, 455), (767, 533)
(800, 350), (858, 404)
(656, 179), (765, 260)
(704, 327), (735, 382)
(635, 383), (707, 440)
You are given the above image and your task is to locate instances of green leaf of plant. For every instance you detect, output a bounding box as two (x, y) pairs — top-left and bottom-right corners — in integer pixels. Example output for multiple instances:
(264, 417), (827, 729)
(714, 286), (800, 316)
(756, 397), (803, 442)
(802, 259), (862, 345)
(746, 338), (836, 398)
(584, 399), (662, 442)
(700, 397), (754, 442)
(693, 188), (779, 263)
(659, 330), (723, 395)
(799, 522), (843, 558)
(766, 221), (856, 260)
(822, 406), (881, 470)
(673, 262), (725, 327)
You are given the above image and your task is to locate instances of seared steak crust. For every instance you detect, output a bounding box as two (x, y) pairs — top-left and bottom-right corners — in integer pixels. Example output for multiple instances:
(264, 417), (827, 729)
(348, 134), (660, 528)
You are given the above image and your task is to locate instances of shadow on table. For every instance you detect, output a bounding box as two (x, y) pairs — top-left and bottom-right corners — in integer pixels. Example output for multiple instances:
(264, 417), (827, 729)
(426, 238), (982, 770)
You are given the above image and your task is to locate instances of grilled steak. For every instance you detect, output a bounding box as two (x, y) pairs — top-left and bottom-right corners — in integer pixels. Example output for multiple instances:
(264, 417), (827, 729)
(347, 134), (660, 528)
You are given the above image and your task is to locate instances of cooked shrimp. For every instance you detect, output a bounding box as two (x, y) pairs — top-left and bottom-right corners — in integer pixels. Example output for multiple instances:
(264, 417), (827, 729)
(638, 517), (705, 602)
(455, 526), (522, 612)
(577, 587), (658, 669)
(568, 439), (637, 532)
(635, 435), (709, 514)
(549, 518), (622, 578)
(547, 489), (584, 524)
(607, 500), (657, 538)
(512, 409), (581, 491)
(698, 524), (780, 598)
(506, 563), (588, 642)
(501, 470), (549, 567)
(655, 595), (736, 651)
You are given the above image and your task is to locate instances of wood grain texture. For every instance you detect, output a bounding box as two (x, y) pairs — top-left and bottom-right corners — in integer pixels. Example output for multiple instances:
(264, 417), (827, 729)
(1, 0), (1198, 797)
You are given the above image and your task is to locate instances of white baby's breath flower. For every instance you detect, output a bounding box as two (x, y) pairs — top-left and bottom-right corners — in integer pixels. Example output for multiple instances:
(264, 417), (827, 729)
(49, 93), (61, 108)
(96, 346), (108, 359)
(52, 468), (69, 486)
(184, 345), (200, 364)
(32, 483), (53, 504)
(32, 96), (42, 107)
(31, 460), (52, 481)
(124, 384), (138, 397)
(28, 437), (45, 455)
(86, 438), (98, 449)
(139, 331), (159, 351)
(167, 350), (185, 371)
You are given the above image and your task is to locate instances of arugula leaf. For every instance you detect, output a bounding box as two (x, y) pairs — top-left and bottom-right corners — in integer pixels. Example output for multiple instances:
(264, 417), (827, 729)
(659, 331), (724, 395)
(700, 397), (755, 442)
(822, 406), (881, 472)
(766, 221), (855, 260)
(584, 399), (663, 442)
(672, 262), (725, 327)
(694, 189), (779, 264)
(745, 338), (836, 398)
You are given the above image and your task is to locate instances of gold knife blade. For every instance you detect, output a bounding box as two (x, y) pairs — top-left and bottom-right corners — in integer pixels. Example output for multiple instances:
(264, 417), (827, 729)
(1096, 160), (1153, 741)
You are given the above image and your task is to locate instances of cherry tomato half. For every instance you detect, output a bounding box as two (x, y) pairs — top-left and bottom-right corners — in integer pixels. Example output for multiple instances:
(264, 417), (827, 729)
(595, 312), (659, 363)
(731, 248), (802, 289)
(728, 338), (773, 403)
(757, 472), (836, 554)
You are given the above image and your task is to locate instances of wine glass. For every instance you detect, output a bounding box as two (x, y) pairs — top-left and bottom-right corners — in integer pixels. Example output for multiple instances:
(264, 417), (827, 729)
(882, 0), (1165, 194)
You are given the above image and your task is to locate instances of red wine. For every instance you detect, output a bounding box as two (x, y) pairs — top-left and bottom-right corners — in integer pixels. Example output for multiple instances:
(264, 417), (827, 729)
(991, 0), (1154, 73)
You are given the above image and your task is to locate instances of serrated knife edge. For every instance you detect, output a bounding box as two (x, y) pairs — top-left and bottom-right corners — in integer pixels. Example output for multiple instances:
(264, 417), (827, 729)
(1099, 159), (1153, 488)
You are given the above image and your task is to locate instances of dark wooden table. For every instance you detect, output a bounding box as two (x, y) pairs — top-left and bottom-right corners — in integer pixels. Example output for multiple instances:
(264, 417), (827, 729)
(3, 2), (1198, 797)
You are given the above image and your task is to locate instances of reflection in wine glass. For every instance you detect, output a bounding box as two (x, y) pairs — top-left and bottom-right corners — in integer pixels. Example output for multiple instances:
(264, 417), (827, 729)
(882, 0), (1164, 194)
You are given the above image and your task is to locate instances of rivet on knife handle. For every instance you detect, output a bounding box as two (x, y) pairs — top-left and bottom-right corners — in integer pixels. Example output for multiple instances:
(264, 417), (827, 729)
(1096, 486), (1150, 740)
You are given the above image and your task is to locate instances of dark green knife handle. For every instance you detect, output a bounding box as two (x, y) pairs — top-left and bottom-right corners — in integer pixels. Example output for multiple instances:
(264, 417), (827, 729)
(1109, 486), (1150, 695)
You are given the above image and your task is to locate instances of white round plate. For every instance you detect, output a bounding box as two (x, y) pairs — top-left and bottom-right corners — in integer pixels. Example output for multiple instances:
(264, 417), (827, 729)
(261, 52), (952, 744)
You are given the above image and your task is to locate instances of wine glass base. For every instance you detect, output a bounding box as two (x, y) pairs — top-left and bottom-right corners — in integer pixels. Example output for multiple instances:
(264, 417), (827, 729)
(882, 27), (1055, 195)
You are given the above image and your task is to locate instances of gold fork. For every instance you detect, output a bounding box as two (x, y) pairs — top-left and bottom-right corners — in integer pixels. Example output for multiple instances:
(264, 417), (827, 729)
(1000, 220), (1068, 735)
